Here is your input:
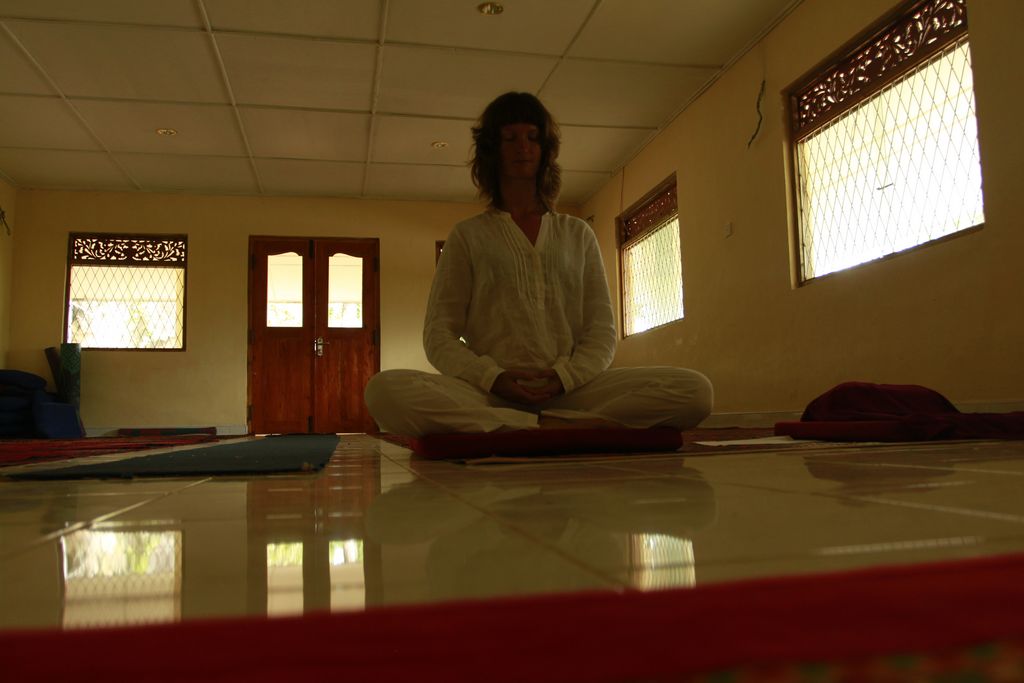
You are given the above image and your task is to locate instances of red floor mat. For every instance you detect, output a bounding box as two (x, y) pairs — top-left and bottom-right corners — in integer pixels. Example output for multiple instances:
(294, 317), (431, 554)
(4, 551), (1024, 682)
(378, 427), (781, 459)
(0, 434), (219, 467)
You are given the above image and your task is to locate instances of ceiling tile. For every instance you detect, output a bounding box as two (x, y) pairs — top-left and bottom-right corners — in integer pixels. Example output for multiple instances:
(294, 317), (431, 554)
(364, 163), (476, 201)
(386, 0), (592, 55)
(216, 33), (376, 110)
(559, 170), (613, 206)
(558, 125), (655, 173)
(569, 0), (797, 66)
(204, 0), (379, 40)
(0, 2), (798, 203)
(6, 21), (228, 102)
(256, 158), (364, 197)
(0, 28), (55, 94)
(371, 115), (473, 165)
(73, 100), (246, 155)
(0, 95), (100, 150)
(116, 153), (258, 194)
(376, 45), (556, 118)
(0, 148), (133, 190)
(0, 0), (202, 27)
(542, 59), (718, 127)
(241, 108), (369, 161)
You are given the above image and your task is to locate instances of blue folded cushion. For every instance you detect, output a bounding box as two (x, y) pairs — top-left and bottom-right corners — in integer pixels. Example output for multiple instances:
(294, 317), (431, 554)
(0, 369), (47, 391)
(0, 409), (32, 425)
(33, 400), (85, 438)
(0, 422), (33, 436)
(0, 394), (31, 410)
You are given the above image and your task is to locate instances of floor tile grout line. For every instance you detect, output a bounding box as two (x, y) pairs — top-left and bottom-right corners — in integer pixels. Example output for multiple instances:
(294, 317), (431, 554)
(848, 495), (1024, 525)
(365, 440), (634, 590)
(348, 436), (1024, 581)
(0, 478), (213, 561)
(393, 465), (646, 592)
(823, 460), (1024, 476)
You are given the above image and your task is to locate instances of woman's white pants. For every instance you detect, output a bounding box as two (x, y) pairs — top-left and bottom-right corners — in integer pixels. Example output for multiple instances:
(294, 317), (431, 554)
(364, 367), (713, 437)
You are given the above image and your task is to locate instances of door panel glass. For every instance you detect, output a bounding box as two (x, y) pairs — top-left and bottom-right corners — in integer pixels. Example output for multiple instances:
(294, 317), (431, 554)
(267, 252), (302, 327)
(328, 253), (363, 328)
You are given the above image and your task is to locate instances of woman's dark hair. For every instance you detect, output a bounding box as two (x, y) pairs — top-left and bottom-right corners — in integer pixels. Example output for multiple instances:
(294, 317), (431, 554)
(471, 92), (561, 210)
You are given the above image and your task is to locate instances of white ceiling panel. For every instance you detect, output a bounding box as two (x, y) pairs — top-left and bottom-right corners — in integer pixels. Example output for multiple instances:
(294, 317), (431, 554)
(215, 33), (376, 110)
(0, 28), (55, 94)
(558, 125), (655, 173)
(542, 59), (718, 127)
(0, 0), (202, 27)
(6, 21), (228, 102)
(73, 100), (246, 155)
(371, 115), (473, 165)
(0, 95), (99, 150)
(203, 0), (380, 41)
(386, 0), (592, 55)
(256, 158), (364, 197)
(116, 153), (258, 194)
(365, 163), (476, 201)
(241, 108), (369, 161)
(570, 0), (799, 66)
(0, 2), (804, 203)
(0, 148), (133, 190)
(376, 45), (556, 118)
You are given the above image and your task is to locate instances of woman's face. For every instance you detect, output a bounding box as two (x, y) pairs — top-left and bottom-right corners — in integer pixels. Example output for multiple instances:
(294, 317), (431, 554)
(498, 123), (541, 182)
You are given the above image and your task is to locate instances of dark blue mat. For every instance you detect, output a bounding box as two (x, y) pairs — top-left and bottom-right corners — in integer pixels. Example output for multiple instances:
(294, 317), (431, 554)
(8, 434), (340, 480)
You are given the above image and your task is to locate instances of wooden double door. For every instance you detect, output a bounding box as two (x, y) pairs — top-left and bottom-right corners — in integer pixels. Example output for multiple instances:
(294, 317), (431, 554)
(248, 236), (379, 434)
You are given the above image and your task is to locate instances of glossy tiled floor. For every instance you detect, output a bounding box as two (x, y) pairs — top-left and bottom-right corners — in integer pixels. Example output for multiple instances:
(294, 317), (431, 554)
(3, 435), (1024, 631)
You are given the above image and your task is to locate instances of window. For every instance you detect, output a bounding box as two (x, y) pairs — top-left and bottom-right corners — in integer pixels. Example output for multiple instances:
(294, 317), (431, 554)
(65, 233), (187, 350)
(617, 177), (684, 337)
(790, 0), (983, 282)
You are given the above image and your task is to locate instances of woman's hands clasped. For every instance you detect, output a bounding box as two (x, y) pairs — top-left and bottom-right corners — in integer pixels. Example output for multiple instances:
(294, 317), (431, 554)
(490, 368), (564, 405)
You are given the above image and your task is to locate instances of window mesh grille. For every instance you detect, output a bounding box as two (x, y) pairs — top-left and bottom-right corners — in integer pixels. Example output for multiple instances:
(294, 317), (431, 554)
(66, 234), (186, 349)
(622, 217), (684, 336)
(61, 529), (181, 628)
(796, 38), (984, 280)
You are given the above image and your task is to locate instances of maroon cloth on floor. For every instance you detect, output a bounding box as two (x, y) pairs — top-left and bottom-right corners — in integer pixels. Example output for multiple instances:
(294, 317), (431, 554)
(776, 381), (1024, 441)
(407, 427), (683, 459)
(6, 551), (1024, 682)
(0, 434), (218, 466)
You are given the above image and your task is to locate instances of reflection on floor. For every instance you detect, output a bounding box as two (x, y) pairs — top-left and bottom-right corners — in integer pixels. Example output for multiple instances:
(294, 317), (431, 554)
(3, 434), (1024, 631)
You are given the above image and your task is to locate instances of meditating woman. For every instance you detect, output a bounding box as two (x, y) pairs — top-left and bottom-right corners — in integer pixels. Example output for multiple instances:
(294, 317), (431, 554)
(364, 92), (712, 437)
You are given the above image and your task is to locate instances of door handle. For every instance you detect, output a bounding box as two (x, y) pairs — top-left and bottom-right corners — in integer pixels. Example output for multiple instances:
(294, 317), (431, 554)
(314, 336), (324, 357)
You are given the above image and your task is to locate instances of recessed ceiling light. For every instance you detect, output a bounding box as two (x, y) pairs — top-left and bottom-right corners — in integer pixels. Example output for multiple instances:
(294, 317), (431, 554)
(155, 128), (178, 136)
(431, 141), (449, 149)
(477, 2), (503, 15)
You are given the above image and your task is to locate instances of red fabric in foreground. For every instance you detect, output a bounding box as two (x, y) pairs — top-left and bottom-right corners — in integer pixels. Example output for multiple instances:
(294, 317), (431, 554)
(5, 552), (1024, 682)
(0, 434), (218, 466)
(407, 426), (683, 459)
(117, 427), (218, 436)
(776, 381), (1024, 441)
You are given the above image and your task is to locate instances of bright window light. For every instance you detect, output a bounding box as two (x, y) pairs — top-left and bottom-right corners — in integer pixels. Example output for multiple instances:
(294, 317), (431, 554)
(796, 39), (984, 280)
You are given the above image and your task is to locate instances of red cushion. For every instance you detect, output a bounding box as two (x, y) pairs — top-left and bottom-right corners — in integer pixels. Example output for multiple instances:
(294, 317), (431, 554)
(408, 427), (682, 460)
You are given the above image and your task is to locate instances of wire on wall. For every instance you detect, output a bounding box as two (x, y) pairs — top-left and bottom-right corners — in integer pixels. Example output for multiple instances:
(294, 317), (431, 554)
(747, 79), (767, 149)
(0, 207), (10, 236)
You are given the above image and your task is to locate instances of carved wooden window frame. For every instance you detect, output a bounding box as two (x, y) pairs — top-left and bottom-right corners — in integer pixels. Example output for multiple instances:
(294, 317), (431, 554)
(616, 175), (682, 337)
(617, 177), (678, 249)
(786, 0), (978, 285)
(64, 233), (189, 351)
(790, 0), (968, 142)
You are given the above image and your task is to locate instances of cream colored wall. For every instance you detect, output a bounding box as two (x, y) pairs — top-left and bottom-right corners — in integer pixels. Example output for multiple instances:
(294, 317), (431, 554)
(9, 190), (482, 433)
(584, 0), (1024, 416)
(0, 177), (15, 368)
